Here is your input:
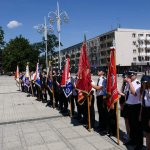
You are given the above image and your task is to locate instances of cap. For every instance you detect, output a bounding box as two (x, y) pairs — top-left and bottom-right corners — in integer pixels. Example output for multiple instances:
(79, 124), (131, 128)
(122, 72), (128, 78)
(141, 75), (150, 83)
(127, 71), (137, 77)
(98, 67), (106, 73)
(43, 69), (47, 73)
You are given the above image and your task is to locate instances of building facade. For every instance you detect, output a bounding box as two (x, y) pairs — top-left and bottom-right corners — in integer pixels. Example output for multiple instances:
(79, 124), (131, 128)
(52, 28), (150, 73)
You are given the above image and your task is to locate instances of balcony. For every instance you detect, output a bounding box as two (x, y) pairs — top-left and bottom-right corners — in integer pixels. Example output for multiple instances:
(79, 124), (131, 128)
(146, 36), (150, 41)
(146, 45), (150, 49)
(139, 52), (146, 56)
(139, 44), (146, 48)
(138, 36), (145, 41)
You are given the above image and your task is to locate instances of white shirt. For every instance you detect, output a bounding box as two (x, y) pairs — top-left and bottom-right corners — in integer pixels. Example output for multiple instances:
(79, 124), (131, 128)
(96, 76), (107, 96)
(126, 79), (141, 105)
(143, 89), (150, 107)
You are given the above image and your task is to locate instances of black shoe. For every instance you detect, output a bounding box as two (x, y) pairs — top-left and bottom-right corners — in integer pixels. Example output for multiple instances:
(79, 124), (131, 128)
(134, 145), (143, 150)
(124, 140), (135, 146)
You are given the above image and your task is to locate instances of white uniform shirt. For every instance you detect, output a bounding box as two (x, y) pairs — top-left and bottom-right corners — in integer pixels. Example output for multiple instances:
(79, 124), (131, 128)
(126, 79), (141, 105)
(143, 89), (150, 107)
(96, 76), (106, 96)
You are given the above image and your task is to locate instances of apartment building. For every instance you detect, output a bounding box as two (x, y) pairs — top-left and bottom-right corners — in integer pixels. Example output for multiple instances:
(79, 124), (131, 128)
(52, 28), (150, 73)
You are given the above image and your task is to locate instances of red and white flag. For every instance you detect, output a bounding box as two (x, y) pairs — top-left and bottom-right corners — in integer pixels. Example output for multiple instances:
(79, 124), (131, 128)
(61, 55), (73, 98)
(76, 41), (92, 104)
(106, 47), (119, 110)
(15, 65), (19, 82)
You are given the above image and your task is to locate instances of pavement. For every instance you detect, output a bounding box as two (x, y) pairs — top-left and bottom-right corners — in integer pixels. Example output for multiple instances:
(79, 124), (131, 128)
(0, 75), (145, 150)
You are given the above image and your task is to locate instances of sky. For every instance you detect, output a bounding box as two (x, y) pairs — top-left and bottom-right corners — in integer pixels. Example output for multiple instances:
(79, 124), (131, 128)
(1, 0), (150, 50)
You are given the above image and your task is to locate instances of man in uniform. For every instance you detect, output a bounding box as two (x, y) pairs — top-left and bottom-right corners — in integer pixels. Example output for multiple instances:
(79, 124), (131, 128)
(124, 71), (143, 150)
(92, 67), (108, 134)
(41, 69), (48, 103)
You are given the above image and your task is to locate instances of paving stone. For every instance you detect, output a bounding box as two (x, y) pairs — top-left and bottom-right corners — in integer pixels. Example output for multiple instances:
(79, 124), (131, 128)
(24, 132), (44, 146)
(69, 138), (97, 150)
(28, 144), (48, 150)
(47, 141), (69, 150)
(40, 130), (60, 143)
(58, 128), (80, 139)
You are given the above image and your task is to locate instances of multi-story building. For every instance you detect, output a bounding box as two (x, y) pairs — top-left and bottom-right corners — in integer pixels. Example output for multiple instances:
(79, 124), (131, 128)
(52, 28), (150, 73)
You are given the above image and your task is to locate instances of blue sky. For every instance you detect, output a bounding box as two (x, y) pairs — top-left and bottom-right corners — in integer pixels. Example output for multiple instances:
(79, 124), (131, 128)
(1, 0), (150, 50)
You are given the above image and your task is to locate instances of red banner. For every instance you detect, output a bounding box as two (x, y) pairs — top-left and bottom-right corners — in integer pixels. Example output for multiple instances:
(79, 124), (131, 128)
(76, 42), (92, 104)
(106, 47), (118, 110)
(61, 56), (70, 86)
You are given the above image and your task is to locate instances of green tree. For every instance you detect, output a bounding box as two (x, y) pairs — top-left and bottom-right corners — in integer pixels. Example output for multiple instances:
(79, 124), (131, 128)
(33, 34), (62, 68)
(0, 26), (5, 49)
(3, 35), (39, 72)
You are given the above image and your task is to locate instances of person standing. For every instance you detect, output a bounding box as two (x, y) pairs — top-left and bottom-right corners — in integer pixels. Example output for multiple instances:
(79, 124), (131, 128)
(140, 75), (150, 150)
(124, 71), (143, 150)
(92, 67), (108, 134)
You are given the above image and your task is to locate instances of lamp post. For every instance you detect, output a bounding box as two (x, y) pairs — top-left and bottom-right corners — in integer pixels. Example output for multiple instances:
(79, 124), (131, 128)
(35, 17), (53, 71)
(48, 1), (69, 70)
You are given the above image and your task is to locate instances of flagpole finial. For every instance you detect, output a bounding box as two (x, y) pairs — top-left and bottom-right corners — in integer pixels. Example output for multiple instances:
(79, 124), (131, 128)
(84, 34), (86, 42)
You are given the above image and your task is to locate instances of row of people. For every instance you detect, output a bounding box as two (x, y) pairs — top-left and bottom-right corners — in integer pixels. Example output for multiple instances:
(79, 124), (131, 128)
(17, 68), (150, 150)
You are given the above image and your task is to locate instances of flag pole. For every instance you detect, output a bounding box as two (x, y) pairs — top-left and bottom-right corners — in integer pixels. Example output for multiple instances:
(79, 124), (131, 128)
(87, 95), (91, 131)
(116, 100), (120, 145)
(113, 45), (120, 145)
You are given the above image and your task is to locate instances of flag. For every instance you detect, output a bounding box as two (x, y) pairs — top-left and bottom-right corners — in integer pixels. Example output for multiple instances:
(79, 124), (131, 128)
(61, 55), (73, 98)
(106, 47), (119, 110)
(25, 63), (31, 87)
(76, 41), (92, 104)
(34, 63), (41, 87)
(15, 65), (20, 83)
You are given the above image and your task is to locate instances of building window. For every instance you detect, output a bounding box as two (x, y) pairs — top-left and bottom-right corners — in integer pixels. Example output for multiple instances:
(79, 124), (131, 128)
(133, 57), (136, 61)
(132, 33), (136, 38)
(133, 49), (136, 53)
(145, 56), (150, 61)
(133, 41), (136, 45)
(146, 34), (150, 37)
(138, 34), (144, 37)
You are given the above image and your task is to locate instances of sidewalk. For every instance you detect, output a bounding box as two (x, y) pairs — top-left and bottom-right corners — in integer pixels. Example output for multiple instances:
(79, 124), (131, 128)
(0, 76), (133, 150)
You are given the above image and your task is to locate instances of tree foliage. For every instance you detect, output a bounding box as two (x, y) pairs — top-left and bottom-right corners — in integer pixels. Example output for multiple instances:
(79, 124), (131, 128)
(33, 34), (62, 68)
(3, 35), (39, 72)
(0, 26), (5, 49)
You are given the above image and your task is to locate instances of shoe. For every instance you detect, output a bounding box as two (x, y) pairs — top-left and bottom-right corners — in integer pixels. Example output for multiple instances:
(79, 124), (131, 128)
(124, 140), (135, 146)
(123, 134), (129, 141)
(134, 145), (143, 150)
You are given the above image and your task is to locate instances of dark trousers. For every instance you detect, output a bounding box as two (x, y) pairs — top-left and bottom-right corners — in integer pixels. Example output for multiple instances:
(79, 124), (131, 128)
(59, 92), (68, 111)
(97, 95), (109, 130)
(127, 104), (143, 147)
(90, 95), (95, 128)
(82, 95), (95, 128)
(54, 90), (59, 108)
(71, 94), (82, 118)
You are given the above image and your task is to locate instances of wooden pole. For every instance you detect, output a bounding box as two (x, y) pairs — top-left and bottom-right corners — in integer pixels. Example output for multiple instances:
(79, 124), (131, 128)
(30, 82), (34, 97)
(116, 101), (120, 145)
(87, 95), (91, 132)
(52, 88), (55, 109)
(70, 96), (72, 117)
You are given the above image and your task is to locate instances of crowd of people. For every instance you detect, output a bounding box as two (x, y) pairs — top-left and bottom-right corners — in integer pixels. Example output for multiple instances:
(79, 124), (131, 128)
(16, 68), (150, 150)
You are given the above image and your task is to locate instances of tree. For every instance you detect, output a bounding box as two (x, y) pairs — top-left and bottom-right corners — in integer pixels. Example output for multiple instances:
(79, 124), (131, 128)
(0, 26), (5, 49)
(33, 34), (62, 68)
(3, 35), (39, 72)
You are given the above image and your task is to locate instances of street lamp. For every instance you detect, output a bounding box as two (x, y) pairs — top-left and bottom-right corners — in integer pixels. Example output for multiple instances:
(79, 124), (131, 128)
(48, 1), (69, 70)
(34, 17), (53, 71)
